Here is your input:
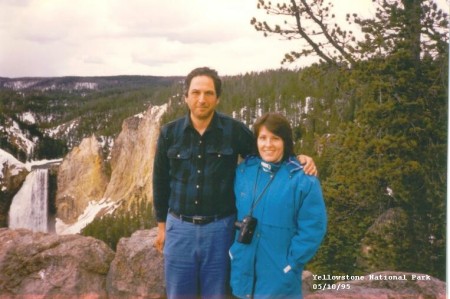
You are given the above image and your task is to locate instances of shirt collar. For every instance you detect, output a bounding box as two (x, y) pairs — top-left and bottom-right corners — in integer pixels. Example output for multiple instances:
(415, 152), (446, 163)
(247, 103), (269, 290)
(182, 111), (223, 133)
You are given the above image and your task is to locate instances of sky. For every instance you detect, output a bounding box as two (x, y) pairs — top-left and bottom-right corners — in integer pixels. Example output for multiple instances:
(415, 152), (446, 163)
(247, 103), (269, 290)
(0, 0), (448, 78)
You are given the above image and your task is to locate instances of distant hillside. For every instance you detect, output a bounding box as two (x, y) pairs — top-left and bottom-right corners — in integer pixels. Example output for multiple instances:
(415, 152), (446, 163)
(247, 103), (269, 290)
(0, 75), (182, 161)
(0, 75), (182, 92)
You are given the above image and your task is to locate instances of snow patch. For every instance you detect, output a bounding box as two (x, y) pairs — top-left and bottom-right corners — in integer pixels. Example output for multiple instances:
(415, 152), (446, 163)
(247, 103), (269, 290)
(135, 112), (145, 119)
(55, 198), (119, 235)
(20, 111), (37, 124)
(305, 97), (313, 114)
(4, 80), (39, 90)
(4, 120), (35, 156)
(0, 148), (26, 180)
(45, 118), (80, 138)
(74, 82), (98, 90)
(150, 103), (168, 119)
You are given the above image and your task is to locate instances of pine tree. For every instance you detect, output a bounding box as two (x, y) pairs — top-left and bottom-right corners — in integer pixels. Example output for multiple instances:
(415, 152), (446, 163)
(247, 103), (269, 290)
(252, 0), (448, 279)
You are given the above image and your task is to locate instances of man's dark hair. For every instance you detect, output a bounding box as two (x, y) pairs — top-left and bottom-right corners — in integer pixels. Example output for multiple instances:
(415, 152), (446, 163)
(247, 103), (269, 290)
(253, 112), (295, 161)
(184, 67), (222, 97)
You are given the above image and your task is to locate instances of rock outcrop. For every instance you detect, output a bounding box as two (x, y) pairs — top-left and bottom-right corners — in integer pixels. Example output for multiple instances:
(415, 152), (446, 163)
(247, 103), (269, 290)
(0, 228), (115, 298)
(358, 207), (413, 272)
(304, 271), (446, 299)
(0, 228), (444, 299)
(0, 149), (28, 227)
(54, 104), (167, 232)
(55, 135), (109, 224)
(107, 228), (165, 298)
(0, 227), (165, 298)
(103, 104), (167, 206)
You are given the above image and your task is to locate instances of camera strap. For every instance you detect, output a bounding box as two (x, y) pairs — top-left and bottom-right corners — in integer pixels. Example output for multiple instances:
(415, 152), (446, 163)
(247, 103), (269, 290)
(248, 166), (277, 216)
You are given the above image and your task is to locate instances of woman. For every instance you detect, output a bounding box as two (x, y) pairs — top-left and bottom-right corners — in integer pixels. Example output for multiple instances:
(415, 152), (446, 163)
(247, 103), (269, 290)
(229, 112), (327, 299)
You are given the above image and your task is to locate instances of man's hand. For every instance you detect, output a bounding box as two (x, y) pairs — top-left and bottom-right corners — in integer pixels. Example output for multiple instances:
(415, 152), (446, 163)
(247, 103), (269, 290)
(154, 222), (166, 253)
(297, 154), (318, 176)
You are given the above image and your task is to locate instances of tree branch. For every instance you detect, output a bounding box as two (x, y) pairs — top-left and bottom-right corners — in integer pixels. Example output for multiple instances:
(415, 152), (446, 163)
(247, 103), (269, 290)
(298, 0), (356, 65)
(289, 0), (335, 64)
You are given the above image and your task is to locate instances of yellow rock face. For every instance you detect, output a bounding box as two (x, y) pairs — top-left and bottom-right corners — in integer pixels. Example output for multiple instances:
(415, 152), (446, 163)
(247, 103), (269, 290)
(56, 135), (109, 224)
(55, 104), (167, 224)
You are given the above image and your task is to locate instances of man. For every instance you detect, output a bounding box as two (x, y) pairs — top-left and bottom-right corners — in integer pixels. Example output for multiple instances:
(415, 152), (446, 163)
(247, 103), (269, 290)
(153, 67), (317, 299)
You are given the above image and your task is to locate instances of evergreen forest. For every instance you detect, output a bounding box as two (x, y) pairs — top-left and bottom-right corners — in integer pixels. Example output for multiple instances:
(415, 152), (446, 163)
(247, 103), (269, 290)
(0, 0), (447, 281)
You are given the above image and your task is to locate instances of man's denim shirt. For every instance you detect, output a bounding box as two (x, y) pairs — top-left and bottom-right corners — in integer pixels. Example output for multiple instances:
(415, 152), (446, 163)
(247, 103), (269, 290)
(153, 112), (255, 222)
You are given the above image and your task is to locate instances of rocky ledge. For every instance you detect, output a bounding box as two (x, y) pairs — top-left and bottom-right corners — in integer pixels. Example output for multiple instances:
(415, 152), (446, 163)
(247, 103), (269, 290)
(0, 228), (444, 299)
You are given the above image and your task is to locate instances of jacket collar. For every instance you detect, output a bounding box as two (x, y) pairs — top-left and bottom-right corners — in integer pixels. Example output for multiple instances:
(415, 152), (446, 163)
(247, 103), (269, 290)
(260, 160), (282, 173)
(245, 156), (303, 174)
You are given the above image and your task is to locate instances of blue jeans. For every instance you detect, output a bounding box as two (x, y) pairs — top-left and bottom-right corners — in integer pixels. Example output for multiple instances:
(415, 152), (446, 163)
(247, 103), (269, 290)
(164, 213), (236, 299)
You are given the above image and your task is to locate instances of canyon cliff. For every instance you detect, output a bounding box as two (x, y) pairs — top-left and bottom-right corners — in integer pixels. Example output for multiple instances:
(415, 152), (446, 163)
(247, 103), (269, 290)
(55, 135), (109, 224)
(54, 104), (167, 232)
(103, 104), (167, 206)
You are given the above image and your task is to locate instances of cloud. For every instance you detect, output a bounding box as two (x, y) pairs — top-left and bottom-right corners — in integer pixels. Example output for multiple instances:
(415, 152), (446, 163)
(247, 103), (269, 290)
(1, 0), (32, 7)
(104, 0), (256, 44)
(131, 38), (193, 67)
(0, 0), (267, 76)
(82, 56), (104, 64)
(0, 0), (448, 77)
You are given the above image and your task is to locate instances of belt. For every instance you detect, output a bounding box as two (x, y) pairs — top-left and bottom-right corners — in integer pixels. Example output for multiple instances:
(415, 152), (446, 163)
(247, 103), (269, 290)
(169, 211), (231, 225)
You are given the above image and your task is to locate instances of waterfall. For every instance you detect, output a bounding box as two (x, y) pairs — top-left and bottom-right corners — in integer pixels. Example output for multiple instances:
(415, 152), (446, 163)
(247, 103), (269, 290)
(9, 168), (49, 233)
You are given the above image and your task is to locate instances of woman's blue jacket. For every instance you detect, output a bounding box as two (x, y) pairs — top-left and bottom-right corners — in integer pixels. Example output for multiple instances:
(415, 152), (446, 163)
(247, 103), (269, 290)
(230, 156), (327, 299)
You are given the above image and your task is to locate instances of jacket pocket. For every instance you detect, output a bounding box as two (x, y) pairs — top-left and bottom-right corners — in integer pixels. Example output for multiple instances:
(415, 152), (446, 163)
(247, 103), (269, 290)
(229, 242), (254, 297)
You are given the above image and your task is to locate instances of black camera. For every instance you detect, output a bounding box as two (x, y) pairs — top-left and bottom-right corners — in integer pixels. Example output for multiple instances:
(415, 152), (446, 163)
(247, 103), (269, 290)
(235, 215), (258, 244)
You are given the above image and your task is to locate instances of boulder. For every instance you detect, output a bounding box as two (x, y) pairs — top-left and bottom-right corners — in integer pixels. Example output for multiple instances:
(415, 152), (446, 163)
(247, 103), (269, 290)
(302, 271), (314, 296)
(0, 228), (444, 299)
(0, 228), (115, 298)
(107, 227), (165, 298)
(305, 271), (446, 299)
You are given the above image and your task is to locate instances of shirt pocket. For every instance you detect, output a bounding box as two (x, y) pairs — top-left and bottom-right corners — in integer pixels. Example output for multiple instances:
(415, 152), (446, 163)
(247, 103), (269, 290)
(167, 146), (192, 181)
(205, 146), (235, 177)
(206, 146), (233, 159)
